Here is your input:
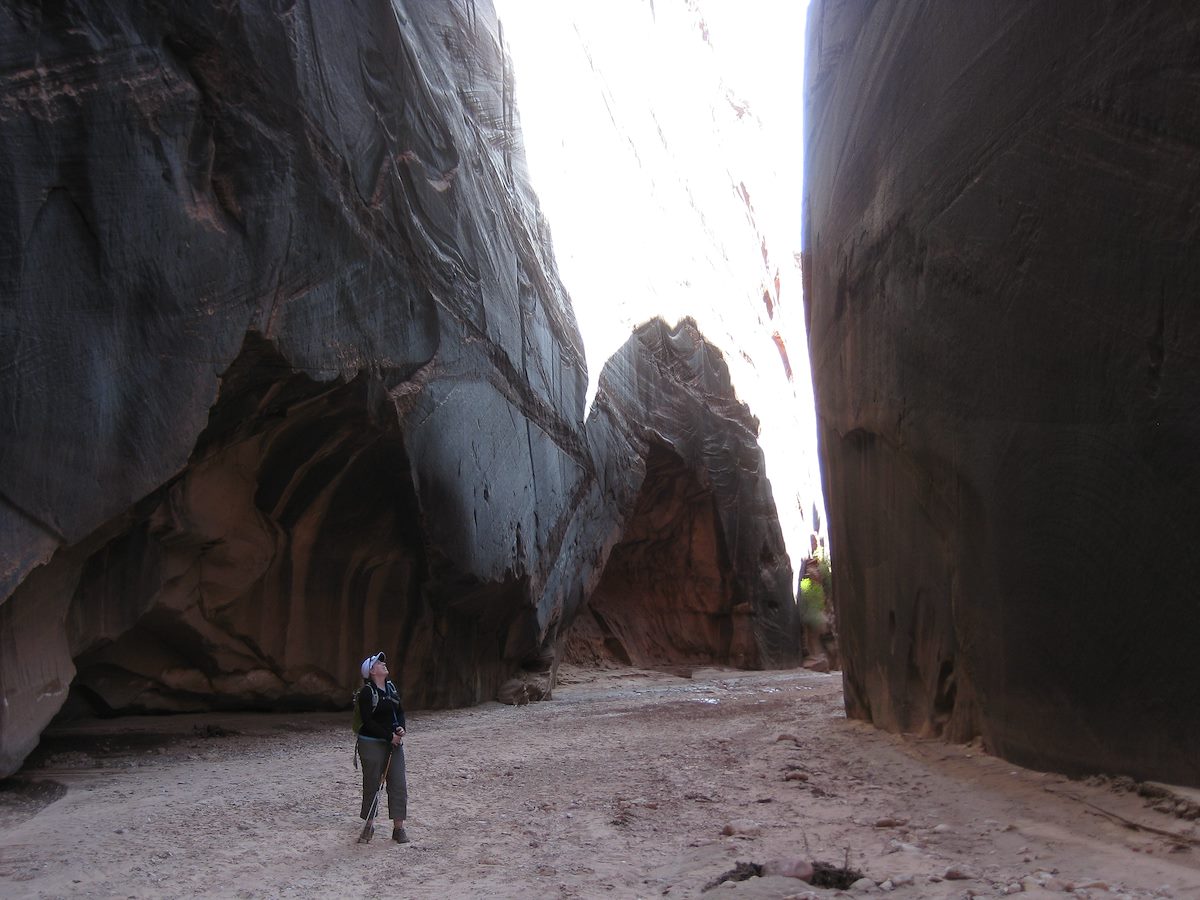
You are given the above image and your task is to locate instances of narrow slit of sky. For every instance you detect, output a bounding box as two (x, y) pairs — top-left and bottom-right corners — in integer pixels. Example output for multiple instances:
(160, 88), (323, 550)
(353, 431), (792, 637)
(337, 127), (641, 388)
(494, 0), (823, 579)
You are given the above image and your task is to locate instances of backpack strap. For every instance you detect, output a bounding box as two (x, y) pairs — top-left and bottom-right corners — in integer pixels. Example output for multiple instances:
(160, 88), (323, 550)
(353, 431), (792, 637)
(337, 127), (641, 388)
(387, 680), (400, 731)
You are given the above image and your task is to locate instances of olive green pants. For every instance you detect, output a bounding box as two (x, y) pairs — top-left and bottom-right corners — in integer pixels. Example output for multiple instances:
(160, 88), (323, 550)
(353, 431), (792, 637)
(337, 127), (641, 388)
(358, 739), (407, 821)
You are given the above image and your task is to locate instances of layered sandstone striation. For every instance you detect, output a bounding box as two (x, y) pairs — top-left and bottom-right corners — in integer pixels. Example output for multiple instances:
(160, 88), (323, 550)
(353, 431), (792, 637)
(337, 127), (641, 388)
(804, 1), (1200, 784)
(0, 1), (797, 775)
(562, 319), (799, 673)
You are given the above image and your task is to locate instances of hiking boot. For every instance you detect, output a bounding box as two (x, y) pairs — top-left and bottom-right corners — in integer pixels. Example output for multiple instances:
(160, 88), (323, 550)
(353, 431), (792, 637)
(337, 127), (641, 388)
(358, 824), (374, 844)
(392, 826), (410, 844)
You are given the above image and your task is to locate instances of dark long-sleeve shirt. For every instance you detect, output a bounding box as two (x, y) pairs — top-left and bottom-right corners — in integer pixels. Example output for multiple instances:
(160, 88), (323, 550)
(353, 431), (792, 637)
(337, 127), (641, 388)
(357, 680), (406, 742)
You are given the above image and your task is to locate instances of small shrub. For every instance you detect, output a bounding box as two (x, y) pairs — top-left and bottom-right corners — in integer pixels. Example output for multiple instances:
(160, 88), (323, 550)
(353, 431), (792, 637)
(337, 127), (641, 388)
(816, 553), (832, 591)
(800, 577), (826, 628)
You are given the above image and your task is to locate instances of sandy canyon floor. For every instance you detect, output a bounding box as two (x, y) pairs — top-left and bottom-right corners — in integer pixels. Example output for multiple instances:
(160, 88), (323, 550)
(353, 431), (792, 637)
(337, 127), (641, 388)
(1, 666), (1198, 899)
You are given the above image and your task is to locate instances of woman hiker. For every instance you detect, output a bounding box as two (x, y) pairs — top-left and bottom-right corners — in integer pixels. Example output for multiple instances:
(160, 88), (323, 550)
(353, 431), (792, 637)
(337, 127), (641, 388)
(356, 651), (409, 843)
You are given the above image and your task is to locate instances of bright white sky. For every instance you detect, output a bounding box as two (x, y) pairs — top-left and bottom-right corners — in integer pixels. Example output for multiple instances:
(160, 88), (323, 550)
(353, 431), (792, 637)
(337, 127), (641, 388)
(494, 0), (823, 578)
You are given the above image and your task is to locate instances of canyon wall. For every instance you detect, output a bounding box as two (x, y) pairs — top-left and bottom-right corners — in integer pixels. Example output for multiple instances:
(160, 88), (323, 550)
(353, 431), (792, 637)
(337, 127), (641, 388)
(804, 1), (1200, 785)
(0, 1), (798, 776)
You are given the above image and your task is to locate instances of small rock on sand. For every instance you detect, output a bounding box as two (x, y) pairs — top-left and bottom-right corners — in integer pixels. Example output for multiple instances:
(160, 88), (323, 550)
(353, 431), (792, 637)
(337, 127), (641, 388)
(762, 858), (814, 881)
(721, 820), (763, 837)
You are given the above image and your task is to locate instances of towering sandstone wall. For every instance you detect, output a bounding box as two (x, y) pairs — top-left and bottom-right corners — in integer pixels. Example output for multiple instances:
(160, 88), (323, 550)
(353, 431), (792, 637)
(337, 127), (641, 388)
(0, 1), (798, 776)
(804, 1), (1200, 785)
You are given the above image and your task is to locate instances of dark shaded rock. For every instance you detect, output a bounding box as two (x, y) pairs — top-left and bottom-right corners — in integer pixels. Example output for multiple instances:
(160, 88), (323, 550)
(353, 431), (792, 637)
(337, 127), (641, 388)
(0, 0), (582, 774)
(0, 778), (68, 830)
(562, 319), (799, 671)
(0, 2), (797, 775)
(704, 861), (764, 891)
(803, 0), (1200, 785)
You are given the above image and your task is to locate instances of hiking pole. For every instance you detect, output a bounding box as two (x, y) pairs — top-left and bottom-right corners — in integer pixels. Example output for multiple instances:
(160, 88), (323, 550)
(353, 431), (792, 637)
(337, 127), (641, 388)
(358, 747), (393, 843)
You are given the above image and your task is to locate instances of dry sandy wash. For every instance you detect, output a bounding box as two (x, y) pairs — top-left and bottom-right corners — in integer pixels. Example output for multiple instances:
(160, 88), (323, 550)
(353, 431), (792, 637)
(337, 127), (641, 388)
(1, 667), (1197, 899)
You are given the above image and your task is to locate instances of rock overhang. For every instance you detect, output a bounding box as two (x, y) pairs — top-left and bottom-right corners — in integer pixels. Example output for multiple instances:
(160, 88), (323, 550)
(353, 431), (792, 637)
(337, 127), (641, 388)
(0, 1), (803, 776)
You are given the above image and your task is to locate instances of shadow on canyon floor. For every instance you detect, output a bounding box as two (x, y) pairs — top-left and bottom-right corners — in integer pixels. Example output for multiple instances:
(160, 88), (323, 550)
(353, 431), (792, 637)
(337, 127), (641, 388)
(1, 666), (1198, 899)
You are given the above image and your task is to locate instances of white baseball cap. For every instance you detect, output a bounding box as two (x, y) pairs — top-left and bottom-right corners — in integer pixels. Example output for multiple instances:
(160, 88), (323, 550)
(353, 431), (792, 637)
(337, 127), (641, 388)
(360, 651), (387, 679)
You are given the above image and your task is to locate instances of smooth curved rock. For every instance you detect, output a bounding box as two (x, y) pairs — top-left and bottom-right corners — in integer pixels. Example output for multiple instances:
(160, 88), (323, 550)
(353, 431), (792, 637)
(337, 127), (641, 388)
(0, 0), (586, 774)
(563, 319), (800, 671)
(804, 0), (1200, 784)
(0, 1), (799, 775)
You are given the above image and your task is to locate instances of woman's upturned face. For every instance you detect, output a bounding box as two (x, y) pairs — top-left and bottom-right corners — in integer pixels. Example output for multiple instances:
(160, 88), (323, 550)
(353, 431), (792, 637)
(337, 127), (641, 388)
(371, 660), (388, 677)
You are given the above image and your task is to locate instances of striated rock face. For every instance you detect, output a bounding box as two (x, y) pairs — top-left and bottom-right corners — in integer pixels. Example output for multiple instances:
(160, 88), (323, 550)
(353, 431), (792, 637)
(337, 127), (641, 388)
(0, 1), (797, 775)
(563, 319), (799, 672)
(0, 0), (582, 774)
(804, 1), (1200, 785)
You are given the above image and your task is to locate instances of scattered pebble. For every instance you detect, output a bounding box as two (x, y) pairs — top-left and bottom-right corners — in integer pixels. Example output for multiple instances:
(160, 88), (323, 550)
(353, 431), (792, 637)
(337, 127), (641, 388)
(721, 820), (763, 837)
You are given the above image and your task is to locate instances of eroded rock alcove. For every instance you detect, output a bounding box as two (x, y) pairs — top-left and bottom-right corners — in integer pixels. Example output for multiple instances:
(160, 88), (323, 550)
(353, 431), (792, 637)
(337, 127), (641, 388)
(0, 0), (803, 774)
(0, 0), (595, 775)
(565, 438), (756, 670)
(57, 331), (540, 719)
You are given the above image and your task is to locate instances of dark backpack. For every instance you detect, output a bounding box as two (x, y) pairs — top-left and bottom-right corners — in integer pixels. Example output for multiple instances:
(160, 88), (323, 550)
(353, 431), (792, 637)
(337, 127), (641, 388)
(351, 682), (380, 735)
